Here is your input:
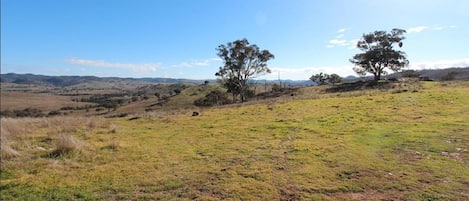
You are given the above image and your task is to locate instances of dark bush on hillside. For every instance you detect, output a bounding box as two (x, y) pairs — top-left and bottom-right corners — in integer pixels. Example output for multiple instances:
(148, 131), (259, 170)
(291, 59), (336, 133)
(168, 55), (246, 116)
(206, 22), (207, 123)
(401, 70), (420, 78)
(442, 71), (457, 81)
(194, 90), (231, 107)
(48, 110), (61, 116)
(1, 108), (45, 118)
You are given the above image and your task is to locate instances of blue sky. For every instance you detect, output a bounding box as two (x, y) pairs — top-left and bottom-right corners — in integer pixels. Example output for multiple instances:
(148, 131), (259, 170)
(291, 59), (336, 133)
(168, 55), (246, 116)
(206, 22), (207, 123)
(2, 0), (468, 80)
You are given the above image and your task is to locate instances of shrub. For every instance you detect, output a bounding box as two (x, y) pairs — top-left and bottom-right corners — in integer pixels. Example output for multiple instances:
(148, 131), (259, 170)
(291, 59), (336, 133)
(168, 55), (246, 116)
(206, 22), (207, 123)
(194, 90), (231, 107)
(401, 70), (420, 78)
(442, 71), (457, 81)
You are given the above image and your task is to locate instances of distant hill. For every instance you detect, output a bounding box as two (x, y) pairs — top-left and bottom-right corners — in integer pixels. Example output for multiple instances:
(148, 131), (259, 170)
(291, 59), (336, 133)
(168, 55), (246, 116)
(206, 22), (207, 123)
(387, 67), (469, 81)
(1, 67), (468, 87)
(0, 73), (311, 87)
(0, 73), (208, 87)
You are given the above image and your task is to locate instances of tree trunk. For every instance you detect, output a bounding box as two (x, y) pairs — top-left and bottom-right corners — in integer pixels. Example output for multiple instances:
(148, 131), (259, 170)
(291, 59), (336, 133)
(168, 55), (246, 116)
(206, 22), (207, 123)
(240, 88), (246, 103)
(374, 71), (381, 81)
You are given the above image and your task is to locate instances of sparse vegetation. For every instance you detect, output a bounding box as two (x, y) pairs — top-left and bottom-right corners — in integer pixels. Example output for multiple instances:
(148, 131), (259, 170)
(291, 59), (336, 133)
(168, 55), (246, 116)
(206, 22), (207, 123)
(1, 81), (468, 200)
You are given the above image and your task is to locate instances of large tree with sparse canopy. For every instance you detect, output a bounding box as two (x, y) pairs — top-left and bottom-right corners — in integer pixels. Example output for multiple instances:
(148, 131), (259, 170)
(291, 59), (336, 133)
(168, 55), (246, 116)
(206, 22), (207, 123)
(350, 28), (409, 81)
(215, 39), (274, 102)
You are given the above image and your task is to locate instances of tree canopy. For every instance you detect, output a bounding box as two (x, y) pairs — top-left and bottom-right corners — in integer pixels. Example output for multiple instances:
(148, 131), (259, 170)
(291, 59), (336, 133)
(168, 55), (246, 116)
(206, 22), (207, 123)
(350, 28), (409, 81)
(215, 39), (274, 102)
(310, 73), (342, 85)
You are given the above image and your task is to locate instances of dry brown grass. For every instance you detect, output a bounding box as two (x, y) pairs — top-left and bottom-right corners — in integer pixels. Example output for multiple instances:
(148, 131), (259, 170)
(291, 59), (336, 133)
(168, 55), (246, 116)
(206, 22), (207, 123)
(1, 125), (21, 159)
(0, 116), (108, 160)
(1, 91), (89, 111)
(49, 133), (88, 157)
(0, 143), (21, 159)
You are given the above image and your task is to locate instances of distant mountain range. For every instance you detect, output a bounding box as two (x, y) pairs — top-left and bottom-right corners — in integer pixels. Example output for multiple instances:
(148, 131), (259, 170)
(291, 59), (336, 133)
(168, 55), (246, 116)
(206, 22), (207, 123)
(1, 67), (468, 87)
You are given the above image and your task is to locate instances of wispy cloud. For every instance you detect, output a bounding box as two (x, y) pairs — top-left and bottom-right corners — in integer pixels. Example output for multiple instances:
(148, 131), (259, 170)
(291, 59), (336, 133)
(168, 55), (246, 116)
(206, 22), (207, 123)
(328, 39), (347, 46)
(327, 37), (359, 49)
(407, 26), (429, 33)
(326, 28), (358, 49)
(337, 28), (348, 33)
(67, 58), (159, 73)
(410, 58), (469, 69)
(172, 58), (222, 68)
(407, 25), (456, 33)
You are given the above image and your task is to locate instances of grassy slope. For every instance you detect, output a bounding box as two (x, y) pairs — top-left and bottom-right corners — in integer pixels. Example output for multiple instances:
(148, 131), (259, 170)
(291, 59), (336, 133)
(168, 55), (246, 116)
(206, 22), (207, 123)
(1, 81), (468, 200)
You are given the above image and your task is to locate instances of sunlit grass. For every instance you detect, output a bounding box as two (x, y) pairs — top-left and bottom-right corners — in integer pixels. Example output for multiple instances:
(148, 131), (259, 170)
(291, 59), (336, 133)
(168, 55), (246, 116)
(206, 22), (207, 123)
(1, 81), (468, 200)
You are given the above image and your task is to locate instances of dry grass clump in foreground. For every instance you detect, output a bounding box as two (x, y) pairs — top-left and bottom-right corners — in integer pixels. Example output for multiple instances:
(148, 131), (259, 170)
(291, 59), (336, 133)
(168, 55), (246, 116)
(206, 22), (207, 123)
(0, 116), (110, 160)
(1, 126), (21, 159)
(48, 133), (89, 157)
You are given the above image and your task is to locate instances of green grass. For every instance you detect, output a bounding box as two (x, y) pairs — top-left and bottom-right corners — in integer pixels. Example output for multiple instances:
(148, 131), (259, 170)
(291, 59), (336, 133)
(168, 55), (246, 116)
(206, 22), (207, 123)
(1, 81), (468, 200)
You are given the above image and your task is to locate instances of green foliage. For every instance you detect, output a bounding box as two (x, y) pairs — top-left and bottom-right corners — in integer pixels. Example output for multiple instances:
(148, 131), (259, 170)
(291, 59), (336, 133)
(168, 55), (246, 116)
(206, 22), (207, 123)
(310, 72), (329, 85)
(310, 73), (342, 85)
(215, 38), (275, 102)
(350, 28), (409, 81)
(194, 90), (231, 107)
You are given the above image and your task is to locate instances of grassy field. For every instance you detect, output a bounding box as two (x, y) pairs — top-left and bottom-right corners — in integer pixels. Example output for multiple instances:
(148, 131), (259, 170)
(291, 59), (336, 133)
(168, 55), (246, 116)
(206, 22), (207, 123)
(0, 91), (92, 111)
(1, 81), (468, 200)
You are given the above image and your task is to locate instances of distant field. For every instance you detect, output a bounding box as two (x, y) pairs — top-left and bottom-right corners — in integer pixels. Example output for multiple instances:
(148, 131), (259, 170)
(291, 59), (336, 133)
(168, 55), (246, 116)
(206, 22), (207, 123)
(1, 81), (468, 200)
(0, 91), (91, 111)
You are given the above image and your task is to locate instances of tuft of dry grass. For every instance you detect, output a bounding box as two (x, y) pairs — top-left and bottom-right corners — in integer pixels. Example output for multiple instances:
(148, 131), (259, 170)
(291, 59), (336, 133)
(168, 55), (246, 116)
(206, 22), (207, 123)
(0, 122), (22, 159)
(49, 133), (88, 157)
(102, 139), (120, 150)
(0, 144), (21, 159)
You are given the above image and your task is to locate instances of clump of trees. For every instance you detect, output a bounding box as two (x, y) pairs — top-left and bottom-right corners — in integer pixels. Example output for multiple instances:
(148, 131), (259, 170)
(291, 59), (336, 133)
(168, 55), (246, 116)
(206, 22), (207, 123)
(194, 90), (231, 107)
(401, 70), (420, 78)
(215, 38), (274, 102)
(310, 73), (342, 85)
(1, 108), (45, 118)
(350, 28), (409, 81)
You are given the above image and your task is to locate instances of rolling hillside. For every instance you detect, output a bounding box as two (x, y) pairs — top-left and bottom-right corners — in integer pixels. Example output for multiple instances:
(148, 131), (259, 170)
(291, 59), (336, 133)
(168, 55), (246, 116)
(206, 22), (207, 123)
(1, 81), (468, 200)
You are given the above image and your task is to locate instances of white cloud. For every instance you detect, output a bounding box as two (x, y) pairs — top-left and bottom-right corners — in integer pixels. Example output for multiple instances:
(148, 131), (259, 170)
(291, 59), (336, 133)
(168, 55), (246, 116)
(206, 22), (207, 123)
(407, 25), (456, 33)
(329, 39), (347, 46)
(67, 58), (159, 73)
(337, 28), (347, 33)
(433, 25), (457, 31)
(172, 58), (222, 68)
(326, 28), (358, 49)
(336, 34), (345, 39)
(410, 58), (469, 70)
(407, 26), (428, 33)
(327, 38), (359, 49)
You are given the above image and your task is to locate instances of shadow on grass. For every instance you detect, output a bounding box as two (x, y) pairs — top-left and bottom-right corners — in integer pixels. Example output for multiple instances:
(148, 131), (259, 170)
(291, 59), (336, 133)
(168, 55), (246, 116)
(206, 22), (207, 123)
(255, 88), (300, 99)
(325, 81), (395, 93)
